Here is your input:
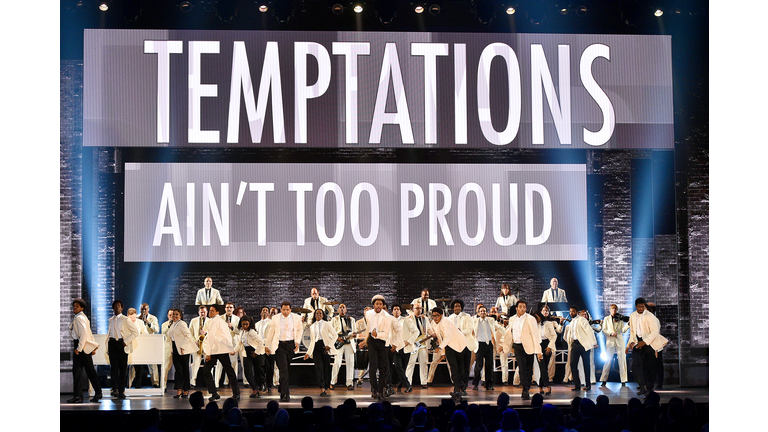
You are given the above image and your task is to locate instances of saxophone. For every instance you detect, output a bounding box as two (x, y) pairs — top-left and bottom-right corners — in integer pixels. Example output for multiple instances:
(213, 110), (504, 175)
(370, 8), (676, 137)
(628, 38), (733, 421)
(198, 332), (205, 355)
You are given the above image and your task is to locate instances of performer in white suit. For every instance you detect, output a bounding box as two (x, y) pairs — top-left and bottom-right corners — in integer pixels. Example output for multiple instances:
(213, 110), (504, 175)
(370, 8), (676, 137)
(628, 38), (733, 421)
(195, 277), (224, 306)
(495, 314), (511, 385)
(168, 309), (198, 398)
(265, 301), (303, 402)
(410, 289), (437, 316)
(355, 306), (372, 386)
(494, 284), (518, 317)
(533, 311), (558, 395)
(392, 305), (417, 392)
(159, 309), (174, 390)
(471, 305), (497, 391)
(429, 306), (468, 401)
(626, 297), (668, 396)
(303, 309), (337, 396)
(330, 304), (357, 389)
(503, 300), (542, 400)
(567, 306), (598, 392)
(254, 307), (274, 393)
(234, 315), (264, 398)
(107, 300), (129, 399)
(302, 287), (335, 323)
(188, 305), (209, 387)
(406, 303), (430, 388)
(540, 305), (563, 383)
(359, 295), (398, 400)
(215, 302), (240, 387)
(541, 278), (568, 305)
(137, 303), (161, 387)
(600, 304), (630, 386)
(68, 299), (102, 403)
(201, 305), (240, 401)
(450, 299), (475, 392)
(125, 308), (147, 388)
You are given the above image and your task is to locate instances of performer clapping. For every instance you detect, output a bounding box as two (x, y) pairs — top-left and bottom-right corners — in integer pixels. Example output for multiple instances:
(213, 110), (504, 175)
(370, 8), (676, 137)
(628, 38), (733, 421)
(304, 309), (336, 396)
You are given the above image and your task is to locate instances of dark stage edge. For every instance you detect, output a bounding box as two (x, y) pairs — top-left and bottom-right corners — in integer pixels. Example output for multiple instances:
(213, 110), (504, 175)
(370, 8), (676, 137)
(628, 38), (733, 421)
(60, 382), (708, 411)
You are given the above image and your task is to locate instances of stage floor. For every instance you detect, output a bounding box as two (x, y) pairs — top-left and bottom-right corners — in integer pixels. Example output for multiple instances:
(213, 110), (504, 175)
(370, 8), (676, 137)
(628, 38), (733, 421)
(60, 382), (708, 411)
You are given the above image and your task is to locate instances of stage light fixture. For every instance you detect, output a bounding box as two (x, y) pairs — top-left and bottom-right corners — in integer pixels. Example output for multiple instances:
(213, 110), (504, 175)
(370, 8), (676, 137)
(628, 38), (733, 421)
(331, 3), (344, 14)
(560, 7), (568, 15)
(506, 7), (515, 15)
(429, 4), (440, 15)
(258, 3), (268, 13)
(575, 5), (587, 17)
(415, 5), (424, 14)
(99, 2), (109, 11)
(354, 5), (363, 13)
(179, 0), (194, 12)
(654, 9), (663, 17)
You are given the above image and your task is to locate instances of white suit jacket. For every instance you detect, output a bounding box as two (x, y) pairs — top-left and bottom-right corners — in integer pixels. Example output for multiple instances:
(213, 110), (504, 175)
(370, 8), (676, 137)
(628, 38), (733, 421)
(161, 320), (173, 351)
(306, 320), (337, 358)
(331, 315), (357, 353)
(627, 311), (668, 352)
(601, 316), (629, 349)
(365, 309), (397, 345)
(195, 287), (224, 305)
(541, 321), (559, 351)
(494, 295), (518, 315)
(398, 316), (419, 354)
(450, 312), (477, 352)
(255, 318), (273, 349)
(202, 315), (234, 355)
(221, 314), (240, 338)
(139, 313), (160, 334)
(567, 316), (598, 351)
(541, 288), (568, 303)
(70, 312), (99, 354)
(303, 296), (335, 320)
(122, 318), (141, 354)
(265, 313), (303, 353)
(503, 313), (542, 356)
(430, 316), (468, 353)
(472, 316), (498, 351)
(235, 328), (265, 356)
(189, 316), (210, 342)
(409, 298), (437, 316)
(169, 320), (199, 355)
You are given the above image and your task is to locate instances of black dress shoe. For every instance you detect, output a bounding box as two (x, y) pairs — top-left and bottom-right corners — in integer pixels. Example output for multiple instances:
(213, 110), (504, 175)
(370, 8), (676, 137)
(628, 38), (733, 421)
(280, 394), (290, 402)
(152, 384), (160, 388)
(486, 386), (495, 391)
(90, 394), (103, 403)
(66, 396), (83, 403)
(460, 389), (468, 396)
(182, 393), (189, 399)
(584, 386), (591, 391)
(233, 394), (240, 401)
(472, 385), (479, 391)
(422, 385), (428, 389)
(571, 387), (580, 391)
(320, 390), (328, 396)
(601, 381), (607, 387)
(404, 387), (413, 393)
(209, 393), (221, 401)
(521, 391), (530, 400)
(117, 393), (126, 400)
(348, 385), (354, 390)
(250, 392), (260, 398)
(329, 385), (334, 390)
(173, 394), (182, 399)
(357, 380), (363, 387)
(110, 389), (118, 397)
(621, 382), (627, 387)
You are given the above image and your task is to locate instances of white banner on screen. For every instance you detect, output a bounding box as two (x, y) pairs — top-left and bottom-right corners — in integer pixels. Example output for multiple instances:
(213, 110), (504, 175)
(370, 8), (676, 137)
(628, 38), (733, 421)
(125, 163), (587, 261)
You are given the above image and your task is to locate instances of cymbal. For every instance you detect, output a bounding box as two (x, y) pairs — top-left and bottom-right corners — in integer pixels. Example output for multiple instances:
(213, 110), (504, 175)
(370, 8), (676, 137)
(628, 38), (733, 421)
(401, 304), (413, 310)
(325, 300), (341, 305)
(291, 307), (312, 314)
(434, 298), (452, 302)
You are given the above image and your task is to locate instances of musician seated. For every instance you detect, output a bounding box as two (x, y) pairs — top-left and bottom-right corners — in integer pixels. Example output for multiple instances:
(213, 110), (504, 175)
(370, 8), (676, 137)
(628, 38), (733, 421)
(410, 289), (437, 317)
(303, 287), (335, 322)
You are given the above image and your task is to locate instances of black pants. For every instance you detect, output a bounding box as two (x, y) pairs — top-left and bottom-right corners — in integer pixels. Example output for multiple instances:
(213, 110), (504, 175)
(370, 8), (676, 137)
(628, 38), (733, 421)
(72, 340), (102, 397)
(254, 354), (267, 389)
(461, 348), (471, 390)
(473, 341), (494, 388)
(243, 348), (261, 390)
(444, 346), (465, 393)
(513, 343), (534, 391)
(313, 341), (332, 389)
(655, 349), (664, 388)
(276, 341), (295, 396)
(368, 338), (389, 395)
(537, 340), (551, 387)
(171, 342), (191, 391)
(263, 354), (275, 389)
(393, 349), (411, 388)
(108, 338), (128, 394)
(203, 353), (239, 396)
(632, 338), (657, 392)
(570, 340), (591, 389)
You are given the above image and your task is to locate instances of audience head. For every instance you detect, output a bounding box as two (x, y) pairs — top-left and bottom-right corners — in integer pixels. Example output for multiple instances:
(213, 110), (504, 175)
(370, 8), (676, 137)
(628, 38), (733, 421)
(541, 404), (560, 425)
(497, 392), (510, 408)
(344, 398), (357, 412)
(144, 408), (161, 429)
(450, 410), (468, 429)
(222, 397), (238, 415)
(368, 403), (384, 421)
(531, 392), (544, 408)
(579, 398), (597, 419)
(318, 406), (334, 424)
(466, 404), (483, 426)
(412, 407), (428, 427)
(302, 396), (314, 411)
(267, 400), (280, 416)
(500, 408), (521, 431)
(227, 407), (242, 426)
(252, 410), (266, 427)
(644, 390), (660, 407)
(275, 409), (290, 427)
(189, 391), (205, 409)
(205, 401), (221, 419)
(570, 397), (583, 415)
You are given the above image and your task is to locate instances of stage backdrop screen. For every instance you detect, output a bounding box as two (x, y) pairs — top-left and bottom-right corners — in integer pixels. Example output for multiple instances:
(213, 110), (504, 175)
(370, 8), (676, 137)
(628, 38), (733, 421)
(84, 30), (673, 149)
(124, 163), (587, 262)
